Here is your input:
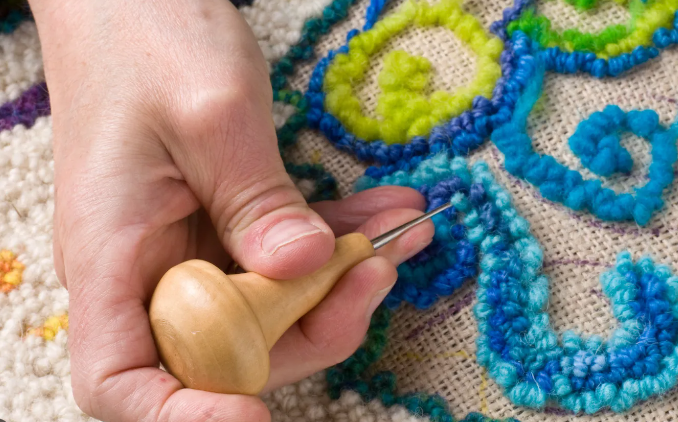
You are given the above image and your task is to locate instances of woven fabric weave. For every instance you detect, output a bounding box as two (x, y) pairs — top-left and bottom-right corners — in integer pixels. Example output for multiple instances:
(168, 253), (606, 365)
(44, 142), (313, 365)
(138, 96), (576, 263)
(1, 0), (678, 421)
(281, 0), (678, 420)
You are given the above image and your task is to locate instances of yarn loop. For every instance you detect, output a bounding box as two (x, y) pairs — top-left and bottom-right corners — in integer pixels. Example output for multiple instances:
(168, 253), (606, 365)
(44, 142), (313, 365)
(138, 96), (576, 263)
(491, 55), (678, 225)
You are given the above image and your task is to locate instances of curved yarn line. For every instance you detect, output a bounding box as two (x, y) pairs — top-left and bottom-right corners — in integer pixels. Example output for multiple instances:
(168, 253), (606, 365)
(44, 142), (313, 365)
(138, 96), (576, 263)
(328, 308), (522, 422)
(306, 24), (537, 165)
(351, 153), (678, 415)
(508, 0), (678, 59)
(500, 0), (678, 77)
(323, 0), (503, 144)
(564, 0), (628, 12)
(0, 82), (50, 133)
(330, 156), (535, 421)
(490, 53), (678, 226)
(270, 0), (359, 91)
(568, 104), (659, 177)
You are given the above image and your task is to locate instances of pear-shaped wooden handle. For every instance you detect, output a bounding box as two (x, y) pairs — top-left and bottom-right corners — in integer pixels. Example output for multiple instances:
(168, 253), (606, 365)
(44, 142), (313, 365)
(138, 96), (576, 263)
(148, 232), (375, 395)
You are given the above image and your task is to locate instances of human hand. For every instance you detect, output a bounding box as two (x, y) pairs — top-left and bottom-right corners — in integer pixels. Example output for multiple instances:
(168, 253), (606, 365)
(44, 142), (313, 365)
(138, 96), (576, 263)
(28, 1), (434, 421)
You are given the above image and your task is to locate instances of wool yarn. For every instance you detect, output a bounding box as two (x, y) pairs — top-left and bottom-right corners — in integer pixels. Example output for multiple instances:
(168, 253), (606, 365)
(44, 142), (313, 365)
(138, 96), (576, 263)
(3, 0), (678, 420)
(240, 0), (336, 74)
(0, 9), (29, 35)
(306, 1), (537, 165)
(0, 115), (74, 421)
(268, 0), (357, 91)
(0, 21), (43, 105)
(0, 249), (24, 293)
(0, 1), (30, 34)
(323, 0), (503, 144)
(509, 0), (678, 58)
(564, 0), (628, 11)
(347, 151), (678, 415)
(475, 235), (678, 413)
(0, 82), (49, 132)
(330, 155), (533, 421)
(491, 54), (678, 226)
(505, 0), (678, 76)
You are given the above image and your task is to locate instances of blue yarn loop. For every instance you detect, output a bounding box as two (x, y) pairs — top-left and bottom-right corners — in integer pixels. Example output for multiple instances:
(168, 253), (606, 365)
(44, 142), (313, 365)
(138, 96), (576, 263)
(359, 153), (678, 415)
(502, 1), (678, 77)
(568, 105), (646, 177)
(268, 0), (678, 416)
(491, 57), (678, 226)
(490, 0), (532, 40)
(305, 13), (537, 167)
(330, 156), (534, 421)
(364, 0), (389, 30)
(476, 244), (678, 414)
(358, 155), (480, 309)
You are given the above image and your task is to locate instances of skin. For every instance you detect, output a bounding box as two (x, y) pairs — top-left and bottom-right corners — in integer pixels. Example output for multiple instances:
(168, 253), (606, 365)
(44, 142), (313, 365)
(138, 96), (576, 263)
(26, 1), (435, 421)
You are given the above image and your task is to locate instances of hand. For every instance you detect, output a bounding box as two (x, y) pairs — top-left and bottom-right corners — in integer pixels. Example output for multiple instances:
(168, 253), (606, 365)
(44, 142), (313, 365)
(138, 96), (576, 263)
(28, 1), (434, 421)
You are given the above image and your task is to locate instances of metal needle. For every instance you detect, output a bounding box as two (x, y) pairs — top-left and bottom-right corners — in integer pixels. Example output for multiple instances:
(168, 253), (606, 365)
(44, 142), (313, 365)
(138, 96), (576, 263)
(370, 202), (452, 249)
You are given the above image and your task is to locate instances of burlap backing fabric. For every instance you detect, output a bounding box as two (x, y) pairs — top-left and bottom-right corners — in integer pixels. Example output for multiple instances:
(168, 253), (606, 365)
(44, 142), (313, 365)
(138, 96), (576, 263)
(284, 0), (678, 420)
(1, 0), (677, 420)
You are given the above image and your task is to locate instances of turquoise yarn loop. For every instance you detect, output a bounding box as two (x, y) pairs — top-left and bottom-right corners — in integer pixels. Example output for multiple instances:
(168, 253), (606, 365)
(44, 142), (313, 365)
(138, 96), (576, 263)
(568, 105), (656, 177)
(329, 155), (528, 421)
(476, 249), (678, 414)
(491, 57), (678, 226)
(334, 152), (678, 416)
(267, 0), (678, 418)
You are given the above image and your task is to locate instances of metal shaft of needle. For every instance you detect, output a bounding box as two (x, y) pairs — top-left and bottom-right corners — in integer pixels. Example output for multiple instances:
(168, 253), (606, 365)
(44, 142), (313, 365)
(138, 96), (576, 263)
(370, 202), (452, 249)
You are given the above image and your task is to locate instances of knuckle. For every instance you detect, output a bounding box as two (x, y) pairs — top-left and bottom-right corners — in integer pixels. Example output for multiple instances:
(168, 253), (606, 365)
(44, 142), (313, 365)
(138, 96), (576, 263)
(170, 77), (270, 148)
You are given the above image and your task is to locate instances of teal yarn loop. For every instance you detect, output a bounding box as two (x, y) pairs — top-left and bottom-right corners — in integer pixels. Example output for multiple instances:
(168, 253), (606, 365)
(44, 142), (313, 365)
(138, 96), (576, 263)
(270, 0), (357, 91)
(284, 162), (337, 202)
(274, 88), (339, 202)
(275, 89), (309, 152)
(475, 247), (678, 414)
(329, 156), (532, 421)
(490, 59), (678, 226)
(338, 152), (678, 415)
(568, 105), (658, 178)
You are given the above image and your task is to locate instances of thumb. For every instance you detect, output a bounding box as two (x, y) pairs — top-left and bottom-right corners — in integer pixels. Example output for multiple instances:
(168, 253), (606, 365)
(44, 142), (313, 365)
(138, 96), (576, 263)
(166, 87), (335, 280)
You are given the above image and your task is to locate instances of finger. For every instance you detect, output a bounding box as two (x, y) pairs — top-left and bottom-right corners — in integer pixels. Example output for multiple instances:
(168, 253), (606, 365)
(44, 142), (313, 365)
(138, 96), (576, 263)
(52, 206), (67, 289)
(164, 11), (335, 281)
(357, 208), (434, 265)
(169, 91), (335, 281)
(310, 186), (426, 236)
(264, 208), (434, 391)
(264, 257), (397, 392)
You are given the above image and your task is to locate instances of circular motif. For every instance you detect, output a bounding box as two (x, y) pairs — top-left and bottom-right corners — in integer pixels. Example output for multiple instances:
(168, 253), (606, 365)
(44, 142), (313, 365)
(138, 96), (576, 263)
(568, 104), (656, 177)
(502, 0), (678, 77)
(305, 2), (538, 166)
(323, 0), (503, 145)
(491, 61), (678, 226)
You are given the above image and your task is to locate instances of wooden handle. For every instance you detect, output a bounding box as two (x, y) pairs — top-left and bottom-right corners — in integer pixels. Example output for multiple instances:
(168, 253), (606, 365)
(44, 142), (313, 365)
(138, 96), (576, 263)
(149, 233), (375, 395)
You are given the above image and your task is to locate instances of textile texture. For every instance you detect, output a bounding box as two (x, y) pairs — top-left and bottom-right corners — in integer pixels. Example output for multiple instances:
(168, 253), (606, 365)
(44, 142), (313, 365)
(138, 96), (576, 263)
(1, 0), (678, 421)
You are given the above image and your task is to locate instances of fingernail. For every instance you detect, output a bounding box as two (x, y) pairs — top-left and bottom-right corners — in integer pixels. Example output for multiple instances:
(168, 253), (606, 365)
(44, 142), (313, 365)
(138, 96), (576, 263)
(366, 284), (394, 320)
(262, 219), (324, 255)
